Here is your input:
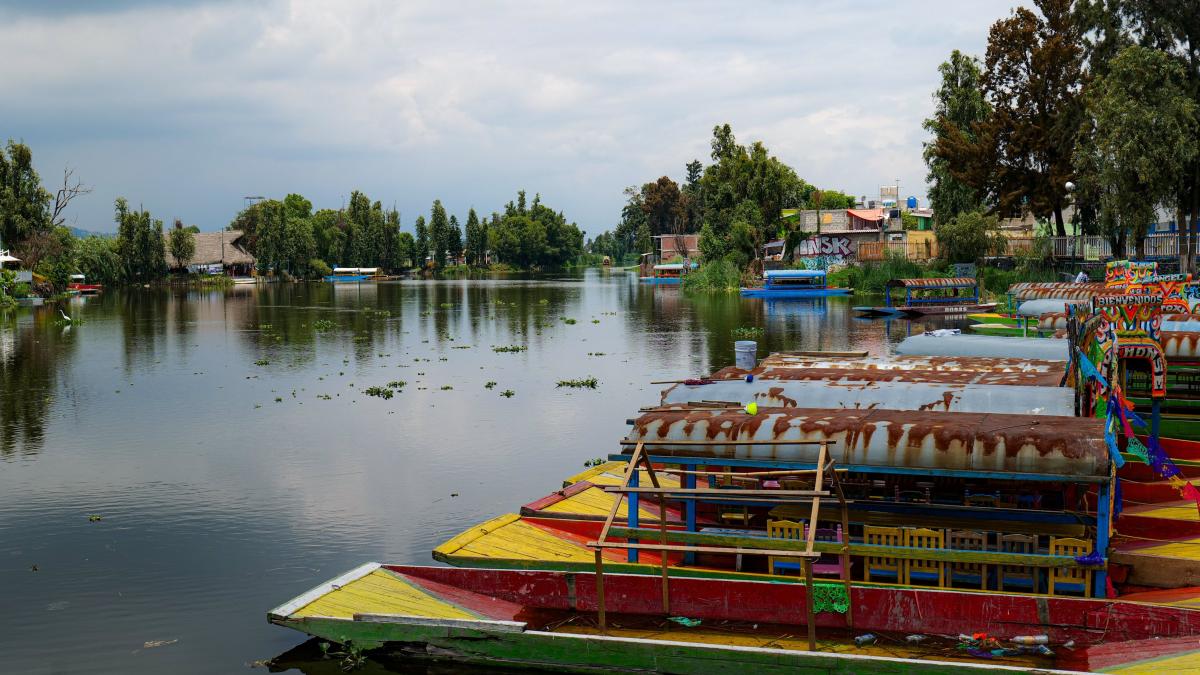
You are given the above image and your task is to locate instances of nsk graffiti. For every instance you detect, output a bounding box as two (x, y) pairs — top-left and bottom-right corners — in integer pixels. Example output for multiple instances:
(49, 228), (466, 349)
(796, 236), (852, 257)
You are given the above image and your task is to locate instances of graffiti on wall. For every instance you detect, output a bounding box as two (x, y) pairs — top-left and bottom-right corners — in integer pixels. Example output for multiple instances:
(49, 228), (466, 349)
(795, 235), (851, 270)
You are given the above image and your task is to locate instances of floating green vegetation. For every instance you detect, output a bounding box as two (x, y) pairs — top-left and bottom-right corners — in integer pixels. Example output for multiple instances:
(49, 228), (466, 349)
(259, 324), (273, 330)
(500, 389), (515, 398)
(492, 345), (527, 353)
(440, 385), (454, 391)
(538, 299), (549, 304)
(387, 381), (407, 389)
(364, 386), (394, 399)
(274, 397), (283, 403)
(452, 345), (472, 349)
(363, 309), (391, 317)
(352, 336), (369, 342)
(439, 303), (454, 308)
(731, 326), (765, 340)
(591, 319), (600, 324)
(254, 359), (270, 366)
(87, 514), (103, 522)
(562, 318), (577, 325)
(588, 352), (606, 356)
(313, 319), (336, 331)
(485, 381), (497, 389)
(582, 457), (606, 467)
(556, 377), (598, 389)
(317, 394), (332, 400)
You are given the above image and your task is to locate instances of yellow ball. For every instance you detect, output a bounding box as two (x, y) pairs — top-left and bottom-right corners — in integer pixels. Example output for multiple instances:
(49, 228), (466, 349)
(745, 402), (758, 416)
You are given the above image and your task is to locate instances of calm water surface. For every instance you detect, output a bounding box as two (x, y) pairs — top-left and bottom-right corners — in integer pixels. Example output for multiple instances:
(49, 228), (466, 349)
(0, 270), (961, 674)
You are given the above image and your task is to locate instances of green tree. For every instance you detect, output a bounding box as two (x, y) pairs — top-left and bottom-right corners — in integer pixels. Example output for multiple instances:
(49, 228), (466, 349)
(75, 235), (122, 286)
(934, 0), (1085, 235)
(938, 210), (1006, 263)
(168, 221), (196, 271)
(464, 208), (487, 266)
(413, 215), (428, 269)
(395, 231), (416, 269)
(115, 198), (166, 282)
(487, 191), (583, 269)
(0, 140), (50, 251)
(448, 214), (463, 263)
(429, 200), (449, 267)
(922, 50), (990, 225)
(1074, 45), (1198, 258)
(641, 176), (685, 235)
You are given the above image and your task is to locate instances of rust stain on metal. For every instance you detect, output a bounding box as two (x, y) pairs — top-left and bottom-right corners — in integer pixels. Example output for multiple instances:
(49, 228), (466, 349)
(708, 365), (1064, 388)
(626, 408), (1107, 476)
(1163, 332), (1200, 360)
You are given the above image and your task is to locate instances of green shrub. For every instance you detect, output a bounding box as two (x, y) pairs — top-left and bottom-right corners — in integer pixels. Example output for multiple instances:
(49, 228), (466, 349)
(309, 259), (332, 278)
(681, 258), (742, 292)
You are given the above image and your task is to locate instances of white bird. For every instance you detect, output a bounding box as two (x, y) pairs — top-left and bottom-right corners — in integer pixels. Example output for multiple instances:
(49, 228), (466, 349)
(58, 309), (72, 322)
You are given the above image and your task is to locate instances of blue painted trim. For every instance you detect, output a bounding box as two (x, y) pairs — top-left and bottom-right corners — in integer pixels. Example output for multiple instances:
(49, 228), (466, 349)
(628, 470), (639, 563)
(683, 472), (697, 565)
(740, 288), (852, 298)
(607, 454), (1110, 484)
(1096, 478), (1111, 598)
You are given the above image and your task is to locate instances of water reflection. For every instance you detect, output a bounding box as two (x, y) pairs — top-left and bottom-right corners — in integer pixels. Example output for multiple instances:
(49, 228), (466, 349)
(0, 270), (963, 674)
(0, 309), (78, 456)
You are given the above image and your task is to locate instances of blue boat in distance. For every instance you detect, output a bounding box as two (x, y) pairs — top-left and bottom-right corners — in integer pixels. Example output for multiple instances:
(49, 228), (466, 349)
(740, 269), (852, 298)
(324, 267), (382, 283)
(639, 263), (687, 285)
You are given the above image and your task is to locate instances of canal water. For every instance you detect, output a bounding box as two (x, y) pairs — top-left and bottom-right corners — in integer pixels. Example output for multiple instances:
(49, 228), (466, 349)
(0, 270), (961, 674)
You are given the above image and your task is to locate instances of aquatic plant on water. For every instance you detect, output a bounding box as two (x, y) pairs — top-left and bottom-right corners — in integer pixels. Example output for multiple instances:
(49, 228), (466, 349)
(363, 386), (394, 399)
(492, 345), (527, 353)
(313, 319), (336, 331)
(731, 326), (764, 340)
(556, 377), (598, 389)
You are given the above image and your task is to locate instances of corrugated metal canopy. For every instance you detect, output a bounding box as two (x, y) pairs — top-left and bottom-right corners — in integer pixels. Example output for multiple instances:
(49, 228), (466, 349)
(887, 277), (977, 289)
(625, 408), (1108, 478)
(766, 270), (825, 279)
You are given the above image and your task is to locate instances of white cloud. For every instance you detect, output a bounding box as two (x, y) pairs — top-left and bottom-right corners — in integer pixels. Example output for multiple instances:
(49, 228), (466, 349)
(0, 0), (1017, 232)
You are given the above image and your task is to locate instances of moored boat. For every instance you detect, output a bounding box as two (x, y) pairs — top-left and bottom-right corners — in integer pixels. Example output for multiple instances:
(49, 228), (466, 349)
(269, 564), (1200, 673)
(66, 273), (102, 294)
(740, 269), (851, 298)
(324, 267), (384, 283)
(639, 263), (686, 285)
(854, 277), (995, 317)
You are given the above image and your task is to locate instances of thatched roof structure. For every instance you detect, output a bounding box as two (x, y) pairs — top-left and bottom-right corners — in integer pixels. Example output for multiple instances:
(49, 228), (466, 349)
(166, 230), (255, 268)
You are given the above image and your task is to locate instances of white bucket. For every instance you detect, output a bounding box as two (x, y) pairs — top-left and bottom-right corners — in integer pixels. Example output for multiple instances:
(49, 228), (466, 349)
(734, 340), (758, 370)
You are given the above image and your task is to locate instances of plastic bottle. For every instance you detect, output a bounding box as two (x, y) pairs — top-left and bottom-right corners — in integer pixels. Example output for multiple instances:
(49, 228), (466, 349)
(1011, 635), (1049, 645)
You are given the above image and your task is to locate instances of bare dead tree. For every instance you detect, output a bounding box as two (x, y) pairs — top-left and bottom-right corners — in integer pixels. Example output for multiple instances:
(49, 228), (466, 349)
(50, 167), (93, 228)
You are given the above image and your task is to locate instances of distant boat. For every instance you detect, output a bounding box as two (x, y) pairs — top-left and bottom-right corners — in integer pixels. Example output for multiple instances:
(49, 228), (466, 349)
(324, 267), (383, 283)
(855, 277), (995, 317)
(639, 263), (685, 285)
(66, 274), (102, 295)
(740, 269), (851, 298)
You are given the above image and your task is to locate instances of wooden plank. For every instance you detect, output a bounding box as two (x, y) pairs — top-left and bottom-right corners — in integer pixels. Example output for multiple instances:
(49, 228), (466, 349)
(603, 487), (832, 497)
(607, 526), (1090, 567)
(268, 562), (381, 618)
(594, 541), (820, 558)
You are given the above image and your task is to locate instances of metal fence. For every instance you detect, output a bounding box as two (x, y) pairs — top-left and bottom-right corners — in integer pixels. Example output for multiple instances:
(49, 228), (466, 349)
(860, 234), (1188, 263)
(857, 240), (939, 262)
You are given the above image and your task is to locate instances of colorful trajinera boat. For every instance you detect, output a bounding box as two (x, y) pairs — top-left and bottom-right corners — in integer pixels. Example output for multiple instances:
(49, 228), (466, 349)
(739, 269), (851, 298)
(270, 279), (1200, 672)
(66, 273), (102, 294)
(639, 263), (687, 285)
(854, 277), (995, 317)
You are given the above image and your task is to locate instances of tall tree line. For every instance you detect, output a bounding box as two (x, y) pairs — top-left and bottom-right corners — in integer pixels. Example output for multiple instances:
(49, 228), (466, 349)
(926, 0), (1200, 263)
(589, 124), (856, 268)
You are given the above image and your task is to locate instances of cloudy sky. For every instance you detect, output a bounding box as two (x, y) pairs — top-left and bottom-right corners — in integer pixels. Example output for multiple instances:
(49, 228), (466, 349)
(0, 0), (1018, 235)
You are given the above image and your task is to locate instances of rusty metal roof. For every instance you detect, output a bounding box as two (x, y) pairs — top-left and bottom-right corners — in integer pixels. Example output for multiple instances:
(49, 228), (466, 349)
(707, 365), (1065, 387)
(660, 379), (1073, 416)
(625, 408), (1108, 478)
(886, 277), (977, 289)
(1008, 282), (1116, 302)
(756, 354), (1064, 374)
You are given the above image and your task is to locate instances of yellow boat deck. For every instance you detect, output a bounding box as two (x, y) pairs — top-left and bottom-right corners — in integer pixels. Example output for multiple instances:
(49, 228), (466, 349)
(274, 565), (485, 621)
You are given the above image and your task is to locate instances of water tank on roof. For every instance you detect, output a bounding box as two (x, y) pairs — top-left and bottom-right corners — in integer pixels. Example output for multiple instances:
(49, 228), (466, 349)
(907, 196), (918, 209)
